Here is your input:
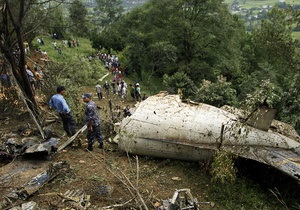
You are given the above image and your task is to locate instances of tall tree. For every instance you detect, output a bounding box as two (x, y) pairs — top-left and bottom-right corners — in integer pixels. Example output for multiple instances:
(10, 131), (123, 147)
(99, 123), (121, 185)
(69, 0), (88, 37)
(94, 0), (124, 27)
(42, 6), (67, 39)
(239, 7), (300, 99)
(94, 0), (245, 85)
(0, 0), (64, 114)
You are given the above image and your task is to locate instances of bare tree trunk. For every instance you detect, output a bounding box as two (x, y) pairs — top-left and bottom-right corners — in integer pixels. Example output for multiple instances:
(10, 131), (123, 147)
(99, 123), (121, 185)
(0, 0), (39, 115)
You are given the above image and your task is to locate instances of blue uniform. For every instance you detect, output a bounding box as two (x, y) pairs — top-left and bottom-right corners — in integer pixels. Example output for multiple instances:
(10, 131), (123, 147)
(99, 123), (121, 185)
(85, 100), (103, 149)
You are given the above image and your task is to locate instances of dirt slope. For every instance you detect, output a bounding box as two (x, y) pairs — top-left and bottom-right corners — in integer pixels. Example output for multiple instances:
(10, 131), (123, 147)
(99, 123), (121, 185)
(0, 51), (213, 209)
(0, 98), (213, 209)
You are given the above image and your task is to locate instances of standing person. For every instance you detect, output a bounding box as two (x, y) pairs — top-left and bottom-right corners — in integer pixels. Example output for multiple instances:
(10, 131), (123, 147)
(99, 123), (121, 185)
(129, 84), (135, 100)
(135, 83), (141, 101)
(111, 80), (116, 95)
(53, 41), (57, 50)
(95, 82), (102, 100)
(82, 93), (104, 151)
(57, 47), (62, 55)
(34, 68), (43, 90)
(34, 61), (38, 71)
(49, 86), (76, 137)
(26, 66), (35, 91)
(103, 81), (110, 96)
(1, 71), (11, 92)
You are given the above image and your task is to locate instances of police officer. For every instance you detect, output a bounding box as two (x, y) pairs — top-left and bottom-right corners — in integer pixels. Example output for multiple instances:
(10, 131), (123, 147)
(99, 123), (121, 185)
(82, 93), (104, 151)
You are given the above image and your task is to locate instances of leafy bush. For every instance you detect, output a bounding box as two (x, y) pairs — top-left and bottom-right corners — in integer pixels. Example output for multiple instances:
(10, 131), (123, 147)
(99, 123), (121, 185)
(42, 62), (85, 125)
(196, 75), (238, 107)
(210, 149), (237, 184)
(278, 73), (300, 134)
(240, 79), (283, 113)
(163, 71), (196, 98)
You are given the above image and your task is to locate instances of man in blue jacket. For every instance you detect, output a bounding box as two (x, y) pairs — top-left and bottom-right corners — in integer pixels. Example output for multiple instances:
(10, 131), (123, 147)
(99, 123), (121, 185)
(49, 86), (76, 137)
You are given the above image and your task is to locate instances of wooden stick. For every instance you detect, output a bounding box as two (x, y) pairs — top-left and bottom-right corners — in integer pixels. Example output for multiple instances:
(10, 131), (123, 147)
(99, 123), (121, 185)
(102, 199), (133, 209)
(57, 125), (87, 152)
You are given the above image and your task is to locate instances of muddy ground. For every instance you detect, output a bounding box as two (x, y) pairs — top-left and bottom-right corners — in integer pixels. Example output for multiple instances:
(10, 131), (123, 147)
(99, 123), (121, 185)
(2, 51), (300, 209)
(0, 86), (216, 210)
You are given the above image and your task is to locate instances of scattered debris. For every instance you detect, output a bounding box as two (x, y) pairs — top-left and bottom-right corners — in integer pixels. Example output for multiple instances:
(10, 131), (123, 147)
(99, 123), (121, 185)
(0, 137), (58, 160)
(8, 201), (38, 210)
(23, 138), (58, 158)
(171, 177), (182, 181)
(1, 161), (70, 209)
(38, 189), (91, 210)
(158, 189), (199, 210)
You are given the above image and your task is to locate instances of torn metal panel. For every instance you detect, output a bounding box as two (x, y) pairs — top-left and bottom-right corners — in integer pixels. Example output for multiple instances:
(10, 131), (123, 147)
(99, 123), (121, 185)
(2, 161), (70, 208)
(158, 189), (199, 210)
(0, 137), (58, 160)
(8, 201), (38, 210)
(23, 138), (58, 157)
(233, 147), (300, 180)
(117, 93), (300, 181)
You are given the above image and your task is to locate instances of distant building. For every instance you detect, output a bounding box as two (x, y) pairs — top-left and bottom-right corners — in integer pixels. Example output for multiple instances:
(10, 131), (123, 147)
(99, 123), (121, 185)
(81, 0), (97, 6)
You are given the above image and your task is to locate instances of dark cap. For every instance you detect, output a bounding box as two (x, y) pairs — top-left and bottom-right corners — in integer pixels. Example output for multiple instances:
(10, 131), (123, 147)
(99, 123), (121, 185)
(82, 93), (92, 99)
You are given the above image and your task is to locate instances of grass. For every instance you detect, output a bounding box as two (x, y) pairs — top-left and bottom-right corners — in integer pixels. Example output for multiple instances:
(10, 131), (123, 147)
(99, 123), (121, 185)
(32, 35), (164, 96)
(224, 0), (300, 29)
(225, 0), (296, 7)
(32, 36), (95, 62)
(292, 31), (300, 40)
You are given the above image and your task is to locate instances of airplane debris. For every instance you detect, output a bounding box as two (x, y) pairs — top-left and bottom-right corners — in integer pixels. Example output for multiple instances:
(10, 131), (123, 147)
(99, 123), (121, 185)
(57, 125), (87, 152)
(116, 93), (300, 181)
(158, 188), (199, 210)
(0, 137), (58, 160)
(1, 161), (70, 208)
(39, 189), (91, 210)
(23, 138), (58, 157)
(8, 201), (38, 210)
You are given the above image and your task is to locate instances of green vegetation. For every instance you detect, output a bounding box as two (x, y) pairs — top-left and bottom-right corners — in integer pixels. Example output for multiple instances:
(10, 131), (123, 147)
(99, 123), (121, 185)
(225, 0), (295, 8)
(33, 36), (107, 86)
(292, 31), (300, 39)
(1, 0), (300, 209)
(91, 0), (300, 134)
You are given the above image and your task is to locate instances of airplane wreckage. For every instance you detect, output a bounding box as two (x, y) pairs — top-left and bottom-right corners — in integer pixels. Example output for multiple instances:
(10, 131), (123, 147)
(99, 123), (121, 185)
(116, 92), (300, 181)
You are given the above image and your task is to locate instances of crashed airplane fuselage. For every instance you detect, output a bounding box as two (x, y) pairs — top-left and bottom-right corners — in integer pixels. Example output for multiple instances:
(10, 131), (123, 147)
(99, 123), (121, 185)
(116, 92), (300, 181)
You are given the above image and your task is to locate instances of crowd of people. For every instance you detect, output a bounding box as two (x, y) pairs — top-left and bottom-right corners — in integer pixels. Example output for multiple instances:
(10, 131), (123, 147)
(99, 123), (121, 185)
(46, 49), (147, 151)
(94, 51), (144, 102)
(25, 61), (44, 94)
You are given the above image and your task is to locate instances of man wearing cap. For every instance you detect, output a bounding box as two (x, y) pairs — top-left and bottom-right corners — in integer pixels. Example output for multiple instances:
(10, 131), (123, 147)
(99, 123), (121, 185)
(82, 93), (104, 151)
(49, 86), (76, 137)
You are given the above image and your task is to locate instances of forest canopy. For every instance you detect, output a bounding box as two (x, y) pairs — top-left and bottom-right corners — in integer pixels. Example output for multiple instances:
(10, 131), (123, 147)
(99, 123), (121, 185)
(91, 0), (300, 133)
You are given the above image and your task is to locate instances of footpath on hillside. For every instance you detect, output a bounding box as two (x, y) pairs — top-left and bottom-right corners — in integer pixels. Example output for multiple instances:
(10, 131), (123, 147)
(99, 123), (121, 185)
(1, 47), (216, 210)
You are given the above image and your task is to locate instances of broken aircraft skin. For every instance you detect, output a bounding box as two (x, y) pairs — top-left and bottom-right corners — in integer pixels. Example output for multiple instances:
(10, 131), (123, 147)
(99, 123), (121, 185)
(116, 92), (300, 181)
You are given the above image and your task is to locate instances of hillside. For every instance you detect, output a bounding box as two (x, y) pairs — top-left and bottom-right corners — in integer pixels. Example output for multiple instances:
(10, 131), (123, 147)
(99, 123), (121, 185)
(224, 0), (300, 30)
(1, 36), (300, 209)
